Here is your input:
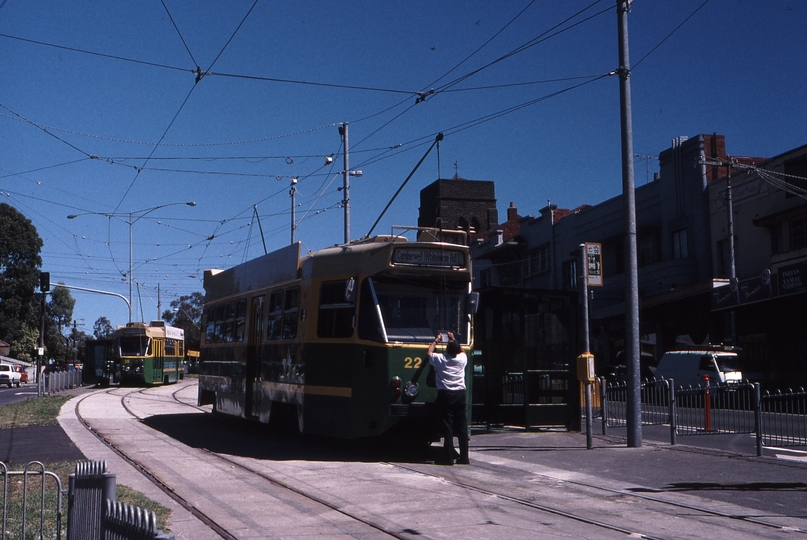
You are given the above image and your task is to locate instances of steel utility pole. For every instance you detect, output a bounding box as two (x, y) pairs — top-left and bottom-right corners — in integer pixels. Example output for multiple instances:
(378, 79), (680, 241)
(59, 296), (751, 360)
(699, 156), (738, 346)
(290, 177), (297, 245)
(617, 0), (641, 447)
(339, 123), (350, 244)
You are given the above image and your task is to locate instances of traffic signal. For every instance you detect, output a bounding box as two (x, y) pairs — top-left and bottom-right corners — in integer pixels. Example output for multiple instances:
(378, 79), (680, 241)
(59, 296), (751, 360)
(40, 272), (50, 292)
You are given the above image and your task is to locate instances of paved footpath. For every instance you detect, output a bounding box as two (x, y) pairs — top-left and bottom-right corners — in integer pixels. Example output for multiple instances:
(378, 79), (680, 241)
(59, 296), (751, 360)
(56, 381), (807, 539)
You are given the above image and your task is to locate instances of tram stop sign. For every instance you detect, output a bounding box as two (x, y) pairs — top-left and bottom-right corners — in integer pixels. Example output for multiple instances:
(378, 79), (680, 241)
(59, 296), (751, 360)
(585, 243), (602, 287)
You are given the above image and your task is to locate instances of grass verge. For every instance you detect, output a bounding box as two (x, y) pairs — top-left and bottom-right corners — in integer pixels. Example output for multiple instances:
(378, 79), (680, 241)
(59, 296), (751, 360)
(1, 392), (172, 537)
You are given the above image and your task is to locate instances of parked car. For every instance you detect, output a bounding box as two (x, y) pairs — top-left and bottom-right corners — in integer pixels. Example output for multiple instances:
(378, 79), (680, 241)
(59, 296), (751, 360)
(0, 364), (22, 387)
(655, 350), (743, 388)
(13, 365), (28, 384)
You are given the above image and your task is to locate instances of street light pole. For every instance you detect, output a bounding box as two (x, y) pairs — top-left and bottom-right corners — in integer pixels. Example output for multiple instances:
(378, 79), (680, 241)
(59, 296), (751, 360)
(68, 201), (196, 324)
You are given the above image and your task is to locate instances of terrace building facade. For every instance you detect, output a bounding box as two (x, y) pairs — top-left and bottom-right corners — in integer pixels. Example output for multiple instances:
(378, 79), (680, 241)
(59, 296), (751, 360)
(419, 134), (807, 388)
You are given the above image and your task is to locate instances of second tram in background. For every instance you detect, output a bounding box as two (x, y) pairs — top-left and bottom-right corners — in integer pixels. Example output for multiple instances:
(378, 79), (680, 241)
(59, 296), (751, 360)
(85, 321), (187, 385)
(198, 227), (478, 440)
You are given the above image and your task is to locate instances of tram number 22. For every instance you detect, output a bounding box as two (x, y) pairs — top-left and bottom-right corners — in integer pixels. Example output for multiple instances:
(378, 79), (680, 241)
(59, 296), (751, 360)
(404, 357), (423, 369)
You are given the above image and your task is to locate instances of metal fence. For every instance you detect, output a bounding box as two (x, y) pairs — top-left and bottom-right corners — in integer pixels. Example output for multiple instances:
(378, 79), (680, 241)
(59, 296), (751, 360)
(672, 381), (758, 438)
(760, 387), (807, 448)
(37, 369), (84, 395)
(1, 460), (173, 540)
(601, 378), (807, 456)
(0, 461), (64, 540)
(600, 378), (672, 428)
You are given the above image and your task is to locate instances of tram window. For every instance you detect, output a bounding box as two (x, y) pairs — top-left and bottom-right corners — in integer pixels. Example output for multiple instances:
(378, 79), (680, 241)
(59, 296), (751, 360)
(358, 278), (384, 342)
(205, 307), (216, 344)
(214, 304), (225, 343)
(165, 339), (176, 356)
(234, 298), (246, 342)
(222, 301), (235, 343)
(282, 287), (300, 339)
(371, 277), (468, 343)
(118, 336), (150, 357)
(267, 290), (283, 340)
(317, 280), (356, 338)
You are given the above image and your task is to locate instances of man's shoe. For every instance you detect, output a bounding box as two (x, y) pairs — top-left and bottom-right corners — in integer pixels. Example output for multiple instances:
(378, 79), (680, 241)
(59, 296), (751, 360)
(456, 457), (470, 465)
(434, 458), (454, 466)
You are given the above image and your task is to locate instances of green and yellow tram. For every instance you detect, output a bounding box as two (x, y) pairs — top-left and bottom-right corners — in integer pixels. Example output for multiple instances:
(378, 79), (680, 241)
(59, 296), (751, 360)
(198, 228), (478, 440)
(111, 321), (186, 385)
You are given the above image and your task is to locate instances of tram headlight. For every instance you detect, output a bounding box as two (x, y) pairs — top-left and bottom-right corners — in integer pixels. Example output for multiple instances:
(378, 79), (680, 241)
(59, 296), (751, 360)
(404, 382), (419, 398)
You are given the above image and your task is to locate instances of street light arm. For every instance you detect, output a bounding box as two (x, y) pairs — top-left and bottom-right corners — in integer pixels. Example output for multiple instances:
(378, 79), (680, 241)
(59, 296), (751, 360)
(57, 284), (131, 311)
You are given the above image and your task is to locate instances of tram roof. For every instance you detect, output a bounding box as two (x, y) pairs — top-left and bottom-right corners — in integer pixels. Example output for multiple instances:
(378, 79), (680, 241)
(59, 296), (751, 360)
(203, 233), (470, 301)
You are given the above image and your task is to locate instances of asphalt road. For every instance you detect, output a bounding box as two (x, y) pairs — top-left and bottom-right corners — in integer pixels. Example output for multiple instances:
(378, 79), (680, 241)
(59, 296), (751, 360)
(0, 382), (40, 407)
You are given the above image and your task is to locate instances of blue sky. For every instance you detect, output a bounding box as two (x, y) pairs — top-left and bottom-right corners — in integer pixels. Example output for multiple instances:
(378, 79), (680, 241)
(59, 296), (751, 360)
(1, 0), (805, 335)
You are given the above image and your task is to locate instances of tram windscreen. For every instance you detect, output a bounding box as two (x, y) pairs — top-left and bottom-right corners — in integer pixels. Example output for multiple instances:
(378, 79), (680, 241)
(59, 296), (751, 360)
(117, 336), (151, 357)
(360, 277), (470, 344)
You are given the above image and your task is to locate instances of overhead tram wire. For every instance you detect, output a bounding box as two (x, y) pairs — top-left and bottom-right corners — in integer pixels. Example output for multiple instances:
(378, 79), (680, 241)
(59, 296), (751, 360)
(113, 0), (260, 212)
(346, 2), (542, 151)
(0, 33), (189, 74)
(428, 0), (611, 97)
(160, 0), (199, 68)
(419, 0), (539, 95)
(632, 0), (712, 71)
(0, 104), (97, 159)
(348, 2), (611, 154)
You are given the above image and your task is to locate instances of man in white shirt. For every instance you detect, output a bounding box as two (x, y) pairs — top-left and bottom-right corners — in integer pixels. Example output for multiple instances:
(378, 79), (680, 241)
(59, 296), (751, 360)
(427, 332), (469, 465)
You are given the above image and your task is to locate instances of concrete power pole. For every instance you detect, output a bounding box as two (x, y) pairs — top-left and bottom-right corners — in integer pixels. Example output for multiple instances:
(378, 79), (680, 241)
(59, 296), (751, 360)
(617, 0), (642, 448)
(339, 123), (350, 244)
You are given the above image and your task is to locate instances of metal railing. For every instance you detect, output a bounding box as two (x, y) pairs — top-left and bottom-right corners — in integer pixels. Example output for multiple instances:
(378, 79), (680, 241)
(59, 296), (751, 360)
(601, 378), (672, 428)
(601, 377), (807, 457)
(0, 461), (64, 540)
(1, 460), (173, 540)
(672, 381), (758, 436)
(760, 387), (807, 448)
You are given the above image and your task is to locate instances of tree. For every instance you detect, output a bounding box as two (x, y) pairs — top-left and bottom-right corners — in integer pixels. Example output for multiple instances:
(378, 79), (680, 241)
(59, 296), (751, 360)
(93, 316), (114, 339)
(162, 291), (203, 350)
(45, 284), (75, 362)
(0, 203), (43, 362)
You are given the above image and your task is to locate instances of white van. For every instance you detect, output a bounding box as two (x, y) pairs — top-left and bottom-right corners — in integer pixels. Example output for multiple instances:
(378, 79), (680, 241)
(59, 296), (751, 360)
(655, 350), (743, 388)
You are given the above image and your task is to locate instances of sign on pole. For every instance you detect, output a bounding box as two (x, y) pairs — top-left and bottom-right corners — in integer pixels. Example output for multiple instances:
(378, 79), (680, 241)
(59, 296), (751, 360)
(585, 243), (603, 286)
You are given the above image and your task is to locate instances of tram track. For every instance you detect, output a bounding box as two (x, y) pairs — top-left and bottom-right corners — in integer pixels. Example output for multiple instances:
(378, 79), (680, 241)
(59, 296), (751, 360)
(72, 383), (804, 539)
(391, 457), (806, 539)
(75, 387), (240, 540)
(75, 385), (409, 539)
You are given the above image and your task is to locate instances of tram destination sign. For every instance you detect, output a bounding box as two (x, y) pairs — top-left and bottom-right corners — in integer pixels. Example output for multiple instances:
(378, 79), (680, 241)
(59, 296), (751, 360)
(392, 247), (464, 268)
